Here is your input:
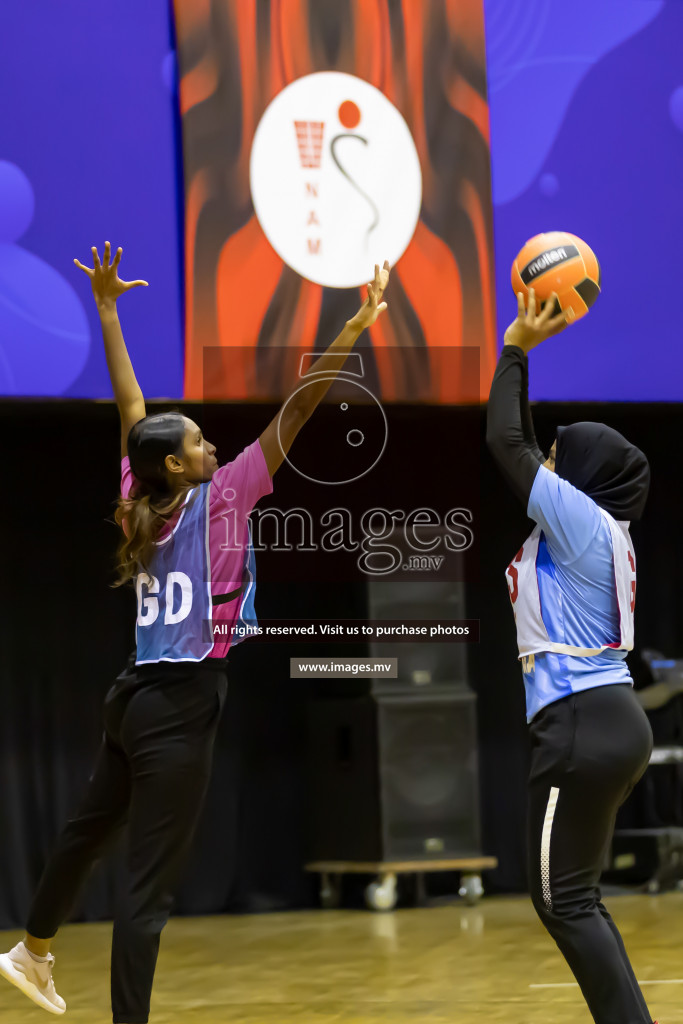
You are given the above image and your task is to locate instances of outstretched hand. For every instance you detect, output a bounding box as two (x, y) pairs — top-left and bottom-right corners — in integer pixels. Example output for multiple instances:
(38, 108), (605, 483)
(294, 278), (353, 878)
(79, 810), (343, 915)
(74, 242), (148, 310)
(504, 288), (568, 354)
(349, 261), (390, 330)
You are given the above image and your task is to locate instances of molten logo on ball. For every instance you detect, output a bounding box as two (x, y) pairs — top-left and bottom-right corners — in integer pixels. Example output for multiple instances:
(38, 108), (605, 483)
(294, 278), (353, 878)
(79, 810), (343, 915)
(521, 245), (579, 284)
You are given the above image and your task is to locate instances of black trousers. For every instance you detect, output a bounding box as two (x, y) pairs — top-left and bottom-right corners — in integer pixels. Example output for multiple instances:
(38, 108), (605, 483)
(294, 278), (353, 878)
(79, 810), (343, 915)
(528, 682), (654, 1024)
(26, 653), (228, 1024)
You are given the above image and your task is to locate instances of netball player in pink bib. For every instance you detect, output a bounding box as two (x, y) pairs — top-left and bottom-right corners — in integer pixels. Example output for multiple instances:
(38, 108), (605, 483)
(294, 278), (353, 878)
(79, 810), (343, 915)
(0, 243), (390, 1023)
(487, 288), (656, 1024)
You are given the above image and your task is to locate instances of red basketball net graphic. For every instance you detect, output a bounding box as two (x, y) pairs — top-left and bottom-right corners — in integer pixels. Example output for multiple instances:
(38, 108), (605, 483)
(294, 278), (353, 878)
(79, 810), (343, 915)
(294, 120), (325, 168)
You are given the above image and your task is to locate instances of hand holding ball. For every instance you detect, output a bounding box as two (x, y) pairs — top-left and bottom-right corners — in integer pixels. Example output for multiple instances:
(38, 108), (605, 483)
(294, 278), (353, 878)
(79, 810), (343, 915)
(511, 231), (601, 323)
(503, 286), (569, 353)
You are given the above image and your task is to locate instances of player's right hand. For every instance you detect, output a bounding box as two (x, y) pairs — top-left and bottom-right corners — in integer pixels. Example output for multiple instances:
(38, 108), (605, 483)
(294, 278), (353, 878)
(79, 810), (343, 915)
(74, 242), (148, 310)
(348, 261), (390, 330)
(503, 288), (568, 354)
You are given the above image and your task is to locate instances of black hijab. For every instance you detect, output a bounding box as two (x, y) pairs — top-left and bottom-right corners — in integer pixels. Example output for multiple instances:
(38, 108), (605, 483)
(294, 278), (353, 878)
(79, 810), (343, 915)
(554, 422), (650, 522)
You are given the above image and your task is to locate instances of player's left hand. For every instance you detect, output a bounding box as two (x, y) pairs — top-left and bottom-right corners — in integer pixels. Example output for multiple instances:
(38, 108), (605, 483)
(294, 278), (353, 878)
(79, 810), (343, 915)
(349, 261), (390, 330)
(504, 288), (568, 354)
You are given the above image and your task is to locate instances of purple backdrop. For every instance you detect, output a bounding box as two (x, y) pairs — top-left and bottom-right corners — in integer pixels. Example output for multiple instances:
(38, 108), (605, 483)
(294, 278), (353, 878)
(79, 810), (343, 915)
(0, 1), (183, 399)
(486, 0), (682, 400)
(1, 1), (681, 400)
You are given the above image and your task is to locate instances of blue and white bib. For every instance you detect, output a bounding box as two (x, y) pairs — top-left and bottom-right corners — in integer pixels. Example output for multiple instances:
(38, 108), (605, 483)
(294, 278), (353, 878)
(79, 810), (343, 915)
(135, 483), (214, 664)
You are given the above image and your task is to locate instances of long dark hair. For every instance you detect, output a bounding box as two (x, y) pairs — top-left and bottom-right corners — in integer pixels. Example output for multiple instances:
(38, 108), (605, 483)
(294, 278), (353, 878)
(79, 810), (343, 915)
(114, 412), (192, 586)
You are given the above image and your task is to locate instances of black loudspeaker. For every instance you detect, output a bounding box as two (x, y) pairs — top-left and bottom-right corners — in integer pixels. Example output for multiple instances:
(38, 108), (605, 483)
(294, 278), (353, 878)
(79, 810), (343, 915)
(305, 689), (481, 861)
(366, 578), (468, 692)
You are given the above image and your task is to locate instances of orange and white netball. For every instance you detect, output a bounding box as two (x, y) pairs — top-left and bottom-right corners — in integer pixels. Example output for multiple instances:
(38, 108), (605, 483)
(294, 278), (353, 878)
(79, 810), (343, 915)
(511, 231), (601, 322)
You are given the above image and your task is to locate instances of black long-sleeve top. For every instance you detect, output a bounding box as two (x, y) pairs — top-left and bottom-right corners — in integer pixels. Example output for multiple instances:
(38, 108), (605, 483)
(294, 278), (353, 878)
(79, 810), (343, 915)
(486, 345), (544, 506)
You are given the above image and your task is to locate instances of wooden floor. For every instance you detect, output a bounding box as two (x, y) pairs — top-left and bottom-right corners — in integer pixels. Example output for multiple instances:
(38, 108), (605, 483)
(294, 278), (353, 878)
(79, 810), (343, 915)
(1, 892), (682, 1023)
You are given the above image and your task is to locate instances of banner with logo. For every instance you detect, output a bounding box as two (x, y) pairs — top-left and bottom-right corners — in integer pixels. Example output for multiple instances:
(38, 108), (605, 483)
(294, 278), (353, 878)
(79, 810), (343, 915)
(173, 0), (496, 403)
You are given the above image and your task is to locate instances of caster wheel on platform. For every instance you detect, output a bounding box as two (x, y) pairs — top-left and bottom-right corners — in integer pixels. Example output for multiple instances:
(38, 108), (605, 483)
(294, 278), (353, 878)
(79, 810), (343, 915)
(459, 874), (484, 906)
(320, 873), (341, 909)
(646, 879), (661, 895)
(365, 873), (397, 911)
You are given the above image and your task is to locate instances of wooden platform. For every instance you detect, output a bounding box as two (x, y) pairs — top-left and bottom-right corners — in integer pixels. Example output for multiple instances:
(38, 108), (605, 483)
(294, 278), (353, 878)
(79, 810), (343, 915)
(305, 857), (499, 908)
(1, 892), (682, 1023)
(305, 857), (498, 873)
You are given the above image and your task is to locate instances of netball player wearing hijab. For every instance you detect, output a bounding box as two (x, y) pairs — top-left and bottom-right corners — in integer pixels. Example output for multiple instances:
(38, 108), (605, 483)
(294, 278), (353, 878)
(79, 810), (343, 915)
(0, 243), (390, 1023)
(487, 288), (656, 1024)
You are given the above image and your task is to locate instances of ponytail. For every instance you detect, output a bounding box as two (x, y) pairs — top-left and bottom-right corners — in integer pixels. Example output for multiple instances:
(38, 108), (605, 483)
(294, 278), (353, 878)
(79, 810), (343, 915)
(112, 411), (190, 587)
(113, 484), (191, 587)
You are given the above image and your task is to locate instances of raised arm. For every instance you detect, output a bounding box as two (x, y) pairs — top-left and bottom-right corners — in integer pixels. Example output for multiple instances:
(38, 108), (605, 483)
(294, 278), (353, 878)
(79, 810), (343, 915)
(259, 261), (390, 476)
(519, 351), (545, 465)
(486, 288), (567, 505)
(74, 242), (149, 457)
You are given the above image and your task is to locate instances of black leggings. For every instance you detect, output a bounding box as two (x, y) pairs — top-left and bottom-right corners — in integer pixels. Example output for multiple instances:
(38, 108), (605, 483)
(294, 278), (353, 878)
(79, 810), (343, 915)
(528, 683), (654, 1024)
(26, 653), (228, 1024)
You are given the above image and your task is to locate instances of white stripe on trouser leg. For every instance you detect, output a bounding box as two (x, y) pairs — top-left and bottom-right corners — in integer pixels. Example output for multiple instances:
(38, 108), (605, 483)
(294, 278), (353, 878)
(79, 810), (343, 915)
(540, 786), (560, 910)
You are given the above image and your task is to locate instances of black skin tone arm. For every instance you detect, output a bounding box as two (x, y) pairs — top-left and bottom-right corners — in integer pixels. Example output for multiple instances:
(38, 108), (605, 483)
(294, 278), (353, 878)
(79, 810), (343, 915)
(75, 245), (391, 483)
(486, 288), (567, 505)
(520, 352), (546, 465)
(74, 242), (149, 459)
(258, 261), (390, 476)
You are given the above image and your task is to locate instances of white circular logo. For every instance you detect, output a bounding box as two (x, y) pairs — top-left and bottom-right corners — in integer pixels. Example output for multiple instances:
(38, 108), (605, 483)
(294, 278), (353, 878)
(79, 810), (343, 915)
(250, 72), (422, 288)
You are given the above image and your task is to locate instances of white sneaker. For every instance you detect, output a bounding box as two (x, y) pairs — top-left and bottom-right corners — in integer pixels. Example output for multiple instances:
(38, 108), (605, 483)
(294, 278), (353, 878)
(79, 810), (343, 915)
(0, 941), (66, 1014)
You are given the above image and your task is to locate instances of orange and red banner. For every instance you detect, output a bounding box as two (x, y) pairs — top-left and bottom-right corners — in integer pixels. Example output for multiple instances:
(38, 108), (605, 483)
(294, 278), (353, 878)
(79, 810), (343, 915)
(174, 0), (496, 403)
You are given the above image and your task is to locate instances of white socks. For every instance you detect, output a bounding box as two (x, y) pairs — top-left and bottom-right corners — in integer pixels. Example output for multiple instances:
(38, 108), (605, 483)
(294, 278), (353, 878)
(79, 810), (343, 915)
(23, 944), (49, 964)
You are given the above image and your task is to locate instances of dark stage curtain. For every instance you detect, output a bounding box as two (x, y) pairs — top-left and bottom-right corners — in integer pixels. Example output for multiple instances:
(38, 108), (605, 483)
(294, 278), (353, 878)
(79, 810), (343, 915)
(0, 400), (679, 929)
